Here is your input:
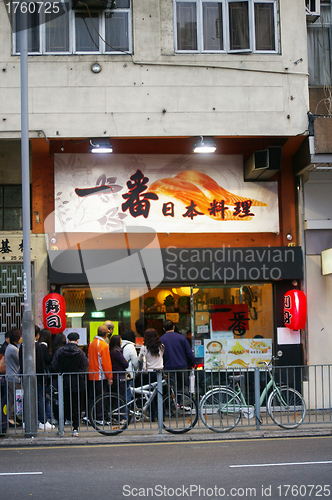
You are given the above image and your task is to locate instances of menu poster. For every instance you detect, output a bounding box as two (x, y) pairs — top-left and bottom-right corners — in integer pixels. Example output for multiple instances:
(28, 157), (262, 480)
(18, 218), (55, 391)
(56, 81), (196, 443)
(204, 340), (227, 370)
(204, 338), (272, 369)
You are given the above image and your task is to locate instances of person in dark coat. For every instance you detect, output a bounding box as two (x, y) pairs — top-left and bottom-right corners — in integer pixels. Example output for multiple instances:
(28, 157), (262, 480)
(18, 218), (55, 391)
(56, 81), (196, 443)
(51, 332), (88, 436)
(38, 328), (54, 427)
(160, 320), (196, 392)
(38, 329), (52, 373)
(0, 331), (10, 356)
(109, 335), (128, 401)
(19, 326), (54, 430)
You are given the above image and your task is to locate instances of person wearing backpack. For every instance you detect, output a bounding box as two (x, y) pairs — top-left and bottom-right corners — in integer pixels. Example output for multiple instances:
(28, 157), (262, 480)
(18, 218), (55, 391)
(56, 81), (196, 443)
(51, 332), (88, 437)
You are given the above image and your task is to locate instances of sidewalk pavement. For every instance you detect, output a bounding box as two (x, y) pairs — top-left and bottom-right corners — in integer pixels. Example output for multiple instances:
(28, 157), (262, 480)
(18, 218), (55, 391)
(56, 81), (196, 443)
(1, 422), (332, 448)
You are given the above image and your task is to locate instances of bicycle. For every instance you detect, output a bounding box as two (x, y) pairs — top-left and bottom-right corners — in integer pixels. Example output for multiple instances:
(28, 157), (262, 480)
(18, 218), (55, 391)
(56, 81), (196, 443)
(199, 353), (306, 432)
(90, 375), (198, 436)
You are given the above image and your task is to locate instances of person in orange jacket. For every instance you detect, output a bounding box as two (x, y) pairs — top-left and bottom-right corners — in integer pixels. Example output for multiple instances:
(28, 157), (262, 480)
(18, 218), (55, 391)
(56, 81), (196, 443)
(87, 325), (113, 423)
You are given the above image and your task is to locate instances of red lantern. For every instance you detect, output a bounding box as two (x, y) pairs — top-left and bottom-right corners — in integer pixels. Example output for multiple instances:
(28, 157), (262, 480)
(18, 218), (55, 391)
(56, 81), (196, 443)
(42, 293), (67, 334)
(283, 290), (307, 330)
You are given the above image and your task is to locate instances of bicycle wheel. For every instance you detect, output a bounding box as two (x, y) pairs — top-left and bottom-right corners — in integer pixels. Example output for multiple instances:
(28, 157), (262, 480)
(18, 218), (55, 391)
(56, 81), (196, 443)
(267, 386), (306, 429)
(90, 393), (130, 436)
(163, 391), (198, 434)
(200, 387), (242, 432)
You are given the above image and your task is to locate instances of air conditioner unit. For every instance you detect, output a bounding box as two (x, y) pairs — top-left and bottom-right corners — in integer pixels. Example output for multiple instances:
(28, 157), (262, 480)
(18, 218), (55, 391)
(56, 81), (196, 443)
(244, 146), (282, 181)
(305, 0), (320, 22)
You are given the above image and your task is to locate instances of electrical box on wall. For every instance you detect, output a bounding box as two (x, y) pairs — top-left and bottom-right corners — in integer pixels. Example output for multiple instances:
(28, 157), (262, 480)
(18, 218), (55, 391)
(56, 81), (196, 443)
(244, 146), (282, 181)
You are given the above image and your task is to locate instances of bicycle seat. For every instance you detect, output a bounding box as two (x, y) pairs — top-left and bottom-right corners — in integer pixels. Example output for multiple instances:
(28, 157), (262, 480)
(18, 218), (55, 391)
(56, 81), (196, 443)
(227, 374), (245, 382)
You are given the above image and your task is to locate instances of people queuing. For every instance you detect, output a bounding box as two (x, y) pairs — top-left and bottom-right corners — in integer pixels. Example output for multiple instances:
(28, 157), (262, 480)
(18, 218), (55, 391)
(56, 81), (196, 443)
(47, 332), (67, 422)
(121, 329), (139, 406)
(160, 319), (196, 391)
(104, 320), (115, 341)
(0, 331), (10, 357)
(0, 331), (10, 427)
(88, 325), (113, 423)
(51, 332), (88, 437)
(137, 328), (164, 422)
(5, 329), (22, 427)
(52, 332), (67, 355)
(109, 335), (128, 401)
(121, 329), (139, 378)
(1, 318), (196, 433)
(38, 329), (53, 374)
(19, 326), (55, 430)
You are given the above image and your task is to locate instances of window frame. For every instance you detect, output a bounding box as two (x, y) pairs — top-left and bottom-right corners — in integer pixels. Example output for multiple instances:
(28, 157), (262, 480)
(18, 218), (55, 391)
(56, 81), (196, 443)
(174, 0), (278, 54)
(307, 0), (332, 87)
(0, 185), (32, 231)
(12, 1), (132, 55)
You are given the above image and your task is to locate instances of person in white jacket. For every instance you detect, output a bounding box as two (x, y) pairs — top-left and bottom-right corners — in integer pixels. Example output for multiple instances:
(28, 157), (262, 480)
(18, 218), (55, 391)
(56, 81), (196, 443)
(121, 330), (139, 374)
(121, 330), (139, 404)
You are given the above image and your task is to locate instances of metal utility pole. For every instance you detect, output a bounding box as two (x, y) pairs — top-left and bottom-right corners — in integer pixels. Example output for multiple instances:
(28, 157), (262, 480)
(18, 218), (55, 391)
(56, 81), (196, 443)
(20, 14), (37, 436)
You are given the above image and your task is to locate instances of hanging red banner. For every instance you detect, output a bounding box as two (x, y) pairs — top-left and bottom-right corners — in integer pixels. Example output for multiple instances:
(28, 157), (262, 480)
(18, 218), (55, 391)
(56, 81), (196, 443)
(283, 290), (307, 330)
(42, 293), (67, 334)
(211, 304), (249, 337)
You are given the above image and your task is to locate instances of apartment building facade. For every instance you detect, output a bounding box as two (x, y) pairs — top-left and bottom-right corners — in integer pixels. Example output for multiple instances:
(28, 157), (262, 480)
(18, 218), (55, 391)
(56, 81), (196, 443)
(1, 0), (320, 373)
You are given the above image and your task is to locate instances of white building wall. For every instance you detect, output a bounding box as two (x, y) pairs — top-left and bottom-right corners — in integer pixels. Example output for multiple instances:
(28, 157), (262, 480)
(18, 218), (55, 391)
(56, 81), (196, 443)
(0, 0), (309, 139)
(306, 255), (332, 366)
(302, 170), (332, 402)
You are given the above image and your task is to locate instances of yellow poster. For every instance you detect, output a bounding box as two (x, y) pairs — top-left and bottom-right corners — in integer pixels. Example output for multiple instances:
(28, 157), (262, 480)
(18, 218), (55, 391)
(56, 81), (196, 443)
(89, 321), (119, 343)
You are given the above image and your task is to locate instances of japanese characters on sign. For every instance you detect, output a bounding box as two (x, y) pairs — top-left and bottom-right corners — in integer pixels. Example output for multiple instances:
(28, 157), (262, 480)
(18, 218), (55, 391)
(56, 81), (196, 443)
(54, 154), (279, 234)
(210, 304), (250, 337)
(283, 289), (307, 330)
(42, 293), (67, 334)
(0, 238), (24, 261)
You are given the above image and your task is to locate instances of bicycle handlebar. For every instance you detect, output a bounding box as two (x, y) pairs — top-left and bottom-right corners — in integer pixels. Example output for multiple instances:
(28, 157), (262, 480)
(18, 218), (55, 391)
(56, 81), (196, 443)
(257, 352), (282, 368)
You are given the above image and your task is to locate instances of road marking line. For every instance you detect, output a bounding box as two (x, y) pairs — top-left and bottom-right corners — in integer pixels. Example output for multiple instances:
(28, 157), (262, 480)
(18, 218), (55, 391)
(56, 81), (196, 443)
(230, 460), (332, 468)
(0, 472), (43, 476)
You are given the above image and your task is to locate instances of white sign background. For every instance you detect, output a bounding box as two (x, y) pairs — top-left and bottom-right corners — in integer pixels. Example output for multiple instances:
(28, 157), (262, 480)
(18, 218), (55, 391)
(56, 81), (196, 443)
(54, 154), (279, 234)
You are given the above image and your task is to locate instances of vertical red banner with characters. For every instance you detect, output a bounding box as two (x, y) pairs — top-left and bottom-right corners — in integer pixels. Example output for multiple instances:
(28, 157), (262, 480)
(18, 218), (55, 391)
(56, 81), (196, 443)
(42, 293), (67, 334)
(283, 290), (307, 330)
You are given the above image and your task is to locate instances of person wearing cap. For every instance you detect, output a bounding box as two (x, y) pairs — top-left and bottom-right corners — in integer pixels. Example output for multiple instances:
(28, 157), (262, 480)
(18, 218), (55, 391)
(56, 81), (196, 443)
(51, 332), (88, 437)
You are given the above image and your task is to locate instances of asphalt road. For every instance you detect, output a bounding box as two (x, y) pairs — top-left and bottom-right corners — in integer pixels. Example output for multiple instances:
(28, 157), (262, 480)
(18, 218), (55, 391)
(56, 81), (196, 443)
(0, 436), (331, 500)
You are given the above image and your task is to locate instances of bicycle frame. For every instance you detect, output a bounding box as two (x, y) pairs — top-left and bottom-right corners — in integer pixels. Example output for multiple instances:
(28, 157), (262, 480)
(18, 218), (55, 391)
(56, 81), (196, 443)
(129, 381), (158, 415)
(128, 378), (168, 417)
(224, 367), (280, 417)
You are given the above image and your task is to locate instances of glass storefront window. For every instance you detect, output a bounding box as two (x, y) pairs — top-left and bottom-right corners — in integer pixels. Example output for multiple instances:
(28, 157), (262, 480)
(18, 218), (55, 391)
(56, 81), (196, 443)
(191, 284), (273, 366)
(61, 284), (274, 365)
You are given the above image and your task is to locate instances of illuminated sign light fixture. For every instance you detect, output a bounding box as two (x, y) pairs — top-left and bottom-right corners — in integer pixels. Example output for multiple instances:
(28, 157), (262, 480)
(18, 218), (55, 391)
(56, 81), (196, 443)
(91, 311), (106, 318)
(192, 136), (216, 154)
(89, 138), (113, 153)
